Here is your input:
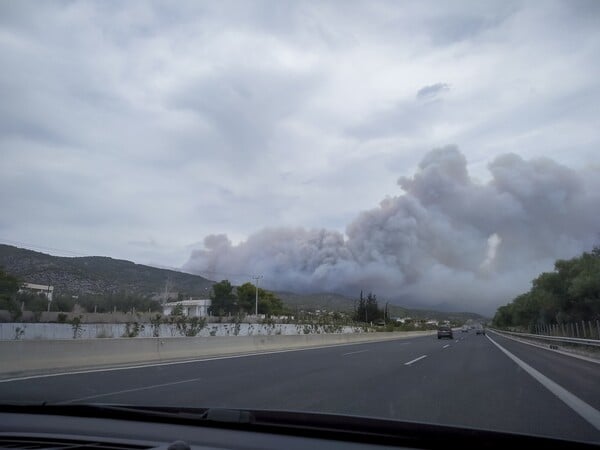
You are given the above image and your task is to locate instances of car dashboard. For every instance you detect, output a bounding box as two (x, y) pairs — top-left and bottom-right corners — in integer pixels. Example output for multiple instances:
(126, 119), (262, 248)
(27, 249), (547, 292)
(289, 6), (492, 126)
(0, 404), (596, 450)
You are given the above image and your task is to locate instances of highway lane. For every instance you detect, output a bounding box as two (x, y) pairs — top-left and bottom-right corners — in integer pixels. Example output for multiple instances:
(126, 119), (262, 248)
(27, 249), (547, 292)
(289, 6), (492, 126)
(1, 332), (599, 442)
(487, 330), (600, 410)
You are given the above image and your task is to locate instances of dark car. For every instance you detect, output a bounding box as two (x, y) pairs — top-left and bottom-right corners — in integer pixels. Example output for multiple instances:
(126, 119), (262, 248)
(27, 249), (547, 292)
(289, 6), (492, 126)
(437, 326), (453, 339)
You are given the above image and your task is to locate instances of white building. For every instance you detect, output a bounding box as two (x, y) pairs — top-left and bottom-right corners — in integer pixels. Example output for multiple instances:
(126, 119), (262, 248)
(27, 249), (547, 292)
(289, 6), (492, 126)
(163, 299), (211, 318)
(19, 282), (54, 301)
(395, 317), (413, 324)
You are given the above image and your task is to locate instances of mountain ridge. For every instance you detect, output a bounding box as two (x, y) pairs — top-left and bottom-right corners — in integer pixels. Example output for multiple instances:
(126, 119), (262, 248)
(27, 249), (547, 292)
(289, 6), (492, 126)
(0, 244), (214, 297)
(0, 244), (486, 320)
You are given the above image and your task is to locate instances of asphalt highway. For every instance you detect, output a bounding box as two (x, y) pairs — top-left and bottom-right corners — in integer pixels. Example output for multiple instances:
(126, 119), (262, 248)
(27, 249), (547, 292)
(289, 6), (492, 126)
(1, 330), (599, 442)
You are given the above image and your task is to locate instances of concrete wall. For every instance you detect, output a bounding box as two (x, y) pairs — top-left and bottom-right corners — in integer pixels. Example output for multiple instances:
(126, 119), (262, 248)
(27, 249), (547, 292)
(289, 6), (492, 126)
(0, 331), (434, 378)
(0, 322), (366, 340)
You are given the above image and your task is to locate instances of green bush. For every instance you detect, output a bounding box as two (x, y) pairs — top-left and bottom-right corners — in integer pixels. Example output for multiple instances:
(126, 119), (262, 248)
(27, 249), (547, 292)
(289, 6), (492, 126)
(122, 321), (145, 338)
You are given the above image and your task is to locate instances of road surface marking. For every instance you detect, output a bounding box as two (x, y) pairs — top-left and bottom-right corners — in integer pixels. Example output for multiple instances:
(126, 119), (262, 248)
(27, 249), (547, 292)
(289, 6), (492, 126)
(58, 377), (202, 404)
(342, 350), (369, 356)
(404, 355), (428, 365)
(487, 334), (600, 432)
(443, 344), (450, 349)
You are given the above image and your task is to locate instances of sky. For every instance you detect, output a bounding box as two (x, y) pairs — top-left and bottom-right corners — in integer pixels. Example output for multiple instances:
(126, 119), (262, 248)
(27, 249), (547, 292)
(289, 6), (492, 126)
(1, 1), (599, 314)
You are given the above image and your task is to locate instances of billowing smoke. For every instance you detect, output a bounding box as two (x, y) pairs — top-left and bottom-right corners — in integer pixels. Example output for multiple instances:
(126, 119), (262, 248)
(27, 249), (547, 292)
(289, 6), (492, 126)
(480, 233), (502, 273)
(183, 147), (600, 314)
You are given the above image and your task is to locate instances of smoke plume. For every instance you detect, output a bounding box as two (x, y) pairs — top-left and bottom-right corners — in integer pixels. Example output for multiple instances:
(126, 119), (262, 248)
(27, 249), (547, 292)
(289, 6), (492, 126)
(183, 147), (600, 314)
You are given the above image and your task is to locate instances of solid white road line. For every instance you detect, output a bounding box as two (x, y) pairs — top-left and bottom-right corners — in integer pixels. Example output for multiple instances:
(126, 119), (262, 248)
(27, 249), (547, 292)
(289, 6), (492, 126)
(486, 334), (600, 432)
(58, 377), (202, 404)
(443, 344), (450, 349)
(342, 350), (369, 356)
(404, 355), (428, 365)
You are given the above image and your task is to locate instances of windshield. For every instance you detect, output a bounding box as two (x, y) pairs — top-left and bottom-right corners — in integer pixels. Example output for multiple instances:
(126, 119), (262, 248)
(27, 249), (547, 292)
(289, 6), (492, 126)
(1, 0), (599, 444)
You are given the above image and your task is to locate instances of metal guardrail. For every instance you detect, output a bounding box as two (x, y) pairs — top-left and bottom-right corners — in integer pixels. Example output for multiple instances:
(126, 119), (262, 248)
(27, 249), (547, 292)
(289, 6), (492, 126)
(491, 328), (600, 348)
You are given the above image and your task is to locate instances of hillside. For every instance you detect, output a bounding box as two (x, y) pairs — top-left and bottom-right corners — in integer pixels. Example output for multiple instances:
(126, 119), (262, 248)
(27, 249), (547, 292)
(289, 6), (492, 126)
(276, 290), (486, 321)
(0, 244), (214, 297)
(275, 291), (357, 312)
(0, 244), (486, 321)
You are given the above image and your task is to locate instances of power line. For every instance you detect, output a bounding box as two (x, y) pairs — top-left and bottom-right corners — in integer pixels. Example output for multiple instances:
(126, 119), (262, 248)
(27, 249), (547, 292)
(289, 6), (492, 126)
(195, 269), (255, 280)
(0, 238), (90, 257)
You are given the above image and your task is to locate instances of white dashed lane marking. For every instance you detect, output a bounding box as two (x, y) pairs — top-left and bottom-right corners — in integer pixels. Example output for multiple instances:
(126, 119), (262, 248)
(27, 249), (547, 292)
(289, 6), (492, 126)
(404, 355), (428, 366)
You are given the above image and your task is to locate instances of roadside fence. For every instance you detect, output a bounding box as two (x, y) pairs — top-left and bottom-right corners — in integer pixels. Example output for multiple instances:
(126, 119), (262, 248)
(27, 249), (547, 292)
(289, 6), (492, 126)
(533, 320), (600, 340)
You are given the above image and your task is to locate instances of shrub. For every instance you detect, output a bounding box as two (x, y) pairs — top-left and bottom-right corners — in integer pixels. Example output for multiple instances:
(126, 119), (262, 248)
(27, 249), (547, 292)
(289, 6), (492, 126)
(122, 321), (145, 338)
(69, 316), (84, 339)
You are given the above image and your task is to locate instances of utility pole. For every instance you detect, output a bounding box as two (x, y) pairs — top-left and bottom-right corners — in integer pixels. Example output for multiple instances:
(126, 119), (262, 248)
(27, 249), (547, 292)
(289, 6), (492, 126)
(163, 277), (172, 304)
(252, 275), (263, 316)
(46, 284), (52, 312)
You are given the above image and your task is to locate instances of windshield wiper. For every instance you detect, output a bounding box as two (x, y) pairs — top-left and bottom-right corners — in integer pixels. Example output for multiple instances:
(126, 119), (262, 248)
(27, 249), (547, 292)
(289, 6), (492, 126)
(81, 404), (254, 424)
(0, 403), (254, 424)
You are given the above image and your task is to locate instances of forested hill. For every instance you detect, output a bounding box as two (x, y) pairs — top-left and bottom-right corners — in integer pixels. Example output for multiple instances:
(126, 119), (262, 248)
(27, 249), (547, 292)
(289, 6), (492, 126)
(493, 247), (600, 330)
(0, 244), (214, 297)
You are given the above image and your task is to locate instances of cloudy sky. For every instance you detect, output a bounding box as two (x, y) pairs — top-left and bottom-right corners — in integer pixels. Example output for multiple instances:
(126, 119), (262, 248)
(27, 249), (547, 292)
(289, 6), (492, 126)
(1, 1), (599, 313)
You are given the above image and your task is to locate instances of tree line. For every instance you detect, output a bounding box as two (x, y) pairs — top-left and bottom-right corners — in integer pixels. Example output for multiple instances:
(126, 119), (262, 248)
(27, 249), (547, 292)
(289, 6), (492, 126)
(0, 268), (162, 319)
(54, 293), (162, 314)
(209, 280), (286, 316)
(2, 267), (393, 325)
(493, 247), (600, 331)
(0, 269), (20, 318)
(352, 291), (386, 323)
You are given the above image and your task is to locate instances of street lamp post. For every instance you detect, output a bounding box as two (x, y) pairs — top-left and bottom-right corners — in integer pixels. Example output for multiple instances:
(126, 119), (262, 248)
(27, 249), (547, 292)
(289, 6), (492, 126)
(252, 275), (263, 316)
(46, 285), (52, 312)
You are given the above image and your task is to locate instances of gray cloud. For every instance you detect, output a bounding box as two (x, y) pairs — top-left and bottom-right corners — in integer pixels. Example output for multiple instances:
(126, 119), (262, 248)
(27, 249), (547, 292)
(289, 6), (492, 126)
(347, 101), (431, 140)
(1, 0), (599, 279)
(184, 147), (600, 315)
(416, 83), (450, 100)
(169, 68), (318, 169)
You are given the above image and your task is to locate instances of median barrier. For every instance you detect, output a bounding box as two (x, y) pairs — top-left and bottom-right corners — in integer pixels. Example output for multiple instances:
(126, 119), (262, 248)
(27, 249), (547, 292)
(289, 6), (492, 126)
(0, 330), (435, 378)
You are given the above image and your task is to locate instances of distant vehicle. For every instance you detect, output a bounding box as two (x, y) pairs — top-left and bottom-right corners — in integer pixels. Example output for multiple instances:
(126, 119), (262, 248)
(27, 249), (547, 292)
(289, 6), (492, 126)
(461, 325), (469, 333)
(437, 326), (453, 339)
(475, 325), (485, 335)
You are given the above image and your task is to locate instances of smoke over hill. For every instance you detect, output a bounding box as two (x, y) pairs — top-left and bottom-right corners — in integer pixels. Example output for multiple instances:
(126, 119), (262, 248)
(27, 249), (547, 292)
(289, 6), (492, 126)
(184, 147), (600, 314)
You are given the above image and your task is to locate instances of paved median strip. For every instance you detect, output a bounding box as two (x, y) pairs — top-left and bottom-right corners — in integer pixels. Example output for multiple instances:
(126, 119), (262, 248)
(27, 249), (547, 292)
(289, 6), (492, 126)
(404, 355), (427, 365)
(1, 331), (437, 381)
